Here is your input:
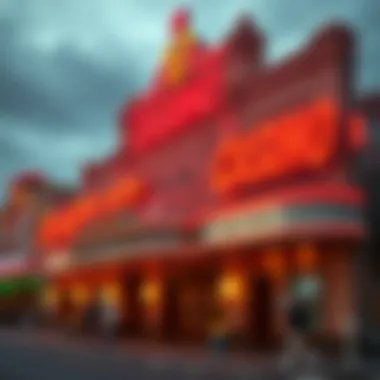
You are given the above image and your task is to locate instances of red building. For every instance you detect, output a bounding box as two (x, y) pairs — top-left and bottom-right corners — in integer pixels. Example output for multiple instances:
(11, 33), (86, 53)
(38, 10), (368, 350)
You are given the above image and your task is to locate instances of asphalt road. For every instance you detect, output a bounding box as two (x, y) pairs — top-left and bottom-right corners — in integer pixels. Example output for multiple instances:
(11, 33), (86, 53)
(0, 329), (376, 380)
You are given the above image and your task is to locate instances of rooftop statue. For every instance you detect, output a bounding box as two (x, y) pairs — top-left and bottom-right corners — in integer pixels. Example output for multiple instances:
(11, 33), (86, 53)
(161, 8), (200, 87)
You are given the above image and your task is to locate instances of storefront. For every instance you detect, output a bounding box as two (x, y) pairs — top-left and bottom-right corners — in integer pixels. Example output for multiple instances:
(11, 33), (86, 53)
(200, 183), (364, 349)
(0, 253), (45, 324)
(37, 9), (368, 351)
(0, 172), (74, 325)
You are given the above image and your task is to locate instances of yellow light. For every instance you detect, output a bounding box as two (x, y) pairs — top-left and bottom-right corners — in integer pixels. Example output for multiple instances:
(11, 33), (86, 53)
(101, 283), (121, 305)
(71, 285), (89, 306)
(41, 287), (58, 308)
(217, 274), (243, 302)
(140, 281), (160, 305)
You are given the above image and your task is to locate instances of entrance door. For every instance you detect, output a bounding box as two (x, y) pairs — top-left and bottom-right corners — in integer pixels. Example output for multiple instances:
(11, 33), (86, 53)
(161, 267), (217, 345)
(162, 278), (180, 341)
(177, 272), (217, 344)
(124, 275), (143, 337)
(249, 276), (274, 350)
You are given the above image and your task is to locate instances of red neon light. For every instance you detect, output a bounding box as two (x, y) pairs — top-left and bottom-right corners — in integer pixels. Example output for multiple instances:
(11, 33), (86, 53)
(210, 99), (340, 196)
(127, 48), (224, 154)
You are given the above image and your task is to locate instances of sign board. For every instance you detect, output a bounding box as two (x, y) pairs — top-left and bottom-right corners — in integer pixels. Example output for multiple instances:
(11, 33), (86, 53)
(210, 98), (340, 196)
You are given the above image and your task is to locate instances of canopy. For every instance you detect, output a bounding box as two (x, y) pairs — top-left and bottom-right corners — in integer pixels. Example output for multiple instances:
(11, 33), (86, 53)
(0, 276), (44, 298)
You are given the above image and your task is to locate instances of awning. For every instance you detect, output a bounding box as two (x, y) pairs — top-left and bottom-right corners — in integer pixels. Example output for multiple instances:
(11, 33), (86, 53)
(0, 276), (44, 298)
(201, 183), (365, 245)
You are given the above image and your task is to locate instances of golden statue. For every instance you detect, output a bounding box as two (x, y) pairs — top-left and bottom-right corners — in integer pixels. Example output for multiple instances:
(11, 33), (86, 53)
(162, 8), (198, 86)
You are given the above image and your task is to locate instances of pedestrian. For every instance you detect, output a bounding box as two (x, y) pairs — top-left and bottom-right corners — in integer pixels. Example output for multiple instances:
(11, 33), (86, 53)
(279, 295), (317, 371)
(100, 300), (120, 339)
(341, 317), (360, 370)
(208, 308), (229, 352)
(83, 295), (102, 335)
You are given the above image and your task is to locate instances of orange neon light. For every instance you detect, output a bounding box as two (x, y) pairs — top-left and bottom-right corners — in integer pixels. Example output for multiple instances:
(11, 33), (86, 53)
(72, 197), (98, 227)
(211, 99), (340, 196)
(38, 177), (146, 250)
(38, 207), (81, 250)
(38, 212), (60, 248)
(106, 177), (146, 211)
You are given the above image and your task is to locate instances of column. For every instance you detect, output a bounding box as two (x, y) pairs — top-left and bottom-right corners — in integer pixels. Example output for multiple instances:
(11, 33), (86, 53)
(262, 247), (289, 344)
(218, 256), (246, 334)
(139, 270), (163, 339)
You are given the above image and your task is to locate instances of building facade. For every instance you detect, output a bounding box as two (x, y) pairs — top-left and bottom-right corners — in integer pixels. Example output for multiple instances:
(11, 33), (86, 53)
(37, 10), (370, 351)
(0, 172), (75, 323)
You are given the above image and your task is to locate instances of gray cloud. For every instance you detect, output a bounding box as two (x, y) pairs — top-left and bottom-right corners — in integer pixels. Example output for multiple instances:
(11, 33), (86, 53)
(0, 0), (378, 199)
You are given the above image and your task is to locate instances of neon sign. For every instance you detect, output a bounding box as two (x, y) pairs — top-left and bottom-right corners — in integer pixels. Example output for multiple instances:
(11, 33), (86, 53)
(210, 99), (341, 196)
(38, 177), (146, 250)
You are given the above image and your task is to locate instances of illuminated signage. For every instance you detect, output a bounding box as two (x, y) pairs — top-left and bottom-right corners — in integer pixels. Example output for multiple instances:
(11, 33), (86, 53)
(210, 99), (340, 196)
(38, 177), (146, 250)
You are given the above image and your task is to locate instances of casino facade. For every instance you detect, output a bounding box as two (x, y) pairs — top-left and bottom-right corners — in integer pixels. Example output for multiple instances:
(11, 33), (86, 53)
(35, 10), (370, 351)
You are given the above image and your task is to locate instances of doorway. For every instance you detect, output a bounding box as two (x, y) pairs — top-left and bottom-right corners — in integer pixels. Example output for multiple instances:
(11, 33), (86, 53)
(56, 292), (76, 328)
(169, 269), (217, 345)
(123, 274), (144, 337)
(161, 277), (180, 341)
(248, 276), (274, 350)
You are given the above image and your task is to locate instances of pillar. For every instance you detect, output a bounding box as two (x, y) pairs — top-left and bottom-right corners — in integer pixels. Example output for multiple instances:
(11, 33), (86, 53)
(139, 266), (163, 339)
(323, 249), (356, 338)
(262, 247), (289, 342)
(217, 255), (247, 336)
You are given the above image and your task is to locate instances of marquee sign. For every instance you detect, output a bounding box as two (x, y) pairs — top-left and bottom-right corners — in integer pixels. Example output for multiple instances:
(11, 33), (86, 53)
(38, 177), (146, 250)
(202, 201), (364, 245)
(210, 98), (341, 196)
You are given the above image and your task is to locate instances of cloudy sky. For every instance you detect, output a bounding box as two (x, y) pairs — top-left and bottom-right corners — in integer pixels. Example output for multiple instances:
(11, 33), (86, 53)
(0, 0), (378, 197)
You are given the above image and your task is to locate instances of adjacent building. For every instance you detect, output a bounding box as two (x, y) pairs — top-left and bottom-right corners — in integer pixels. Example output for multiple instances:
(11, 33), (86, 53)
(0, 172), (75, 322)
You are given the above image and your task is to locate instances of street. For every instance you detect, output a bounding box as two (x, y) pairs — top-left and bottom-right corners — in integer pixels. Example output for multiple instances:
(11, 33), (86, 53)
(0, 329), (376, 380)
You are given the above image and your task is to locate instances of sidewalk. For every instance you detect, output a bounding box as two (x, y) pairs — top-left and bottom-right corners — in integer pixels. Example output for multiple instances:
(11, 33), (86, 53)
(3, 327), (295, 374)
(39, 328), (275, 372)
(2, 327), (377, 378)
